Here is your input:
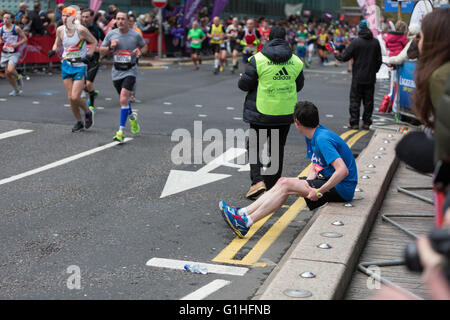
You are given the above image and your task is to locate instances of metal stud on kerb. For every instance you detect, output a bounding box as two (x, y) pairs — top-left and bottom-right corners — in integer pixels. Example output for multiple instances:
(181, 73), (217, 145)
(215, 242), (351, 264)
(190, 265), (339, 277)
(355, 188), (363, 192)
(321, 232), (343, 238)
(332, 221), (344, 226)
(362, 175), (370, 179)
(300, 272), (316, 279)
(379, 147), (386, 151)
(283, 289), (312, 298)
(367, 164), (376, 168)
(317, 243), (332, 249)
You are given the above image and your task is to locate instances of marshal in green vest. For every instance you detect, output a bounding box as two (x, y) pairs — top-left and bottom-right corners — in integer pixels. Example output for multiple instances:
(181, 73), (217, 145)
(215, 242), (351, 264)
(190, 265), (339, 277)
(253, 52), (303, 116)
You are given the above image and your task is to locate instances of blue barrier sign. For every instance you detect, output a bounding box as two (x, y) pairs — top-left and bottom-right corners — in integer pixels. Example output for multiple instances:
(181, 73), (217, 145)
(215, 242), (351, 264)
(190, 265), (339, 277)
(384, 0), (415, 13)
(398, 60), (417, 113)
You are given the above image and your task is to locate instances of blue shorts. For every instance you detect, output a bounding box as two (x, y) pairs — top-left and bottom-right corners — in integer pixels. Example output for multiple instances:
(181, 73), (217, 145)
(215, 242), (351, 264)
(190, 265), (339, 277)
(296, 47), (306, 58)
(61, 60), (86, 81)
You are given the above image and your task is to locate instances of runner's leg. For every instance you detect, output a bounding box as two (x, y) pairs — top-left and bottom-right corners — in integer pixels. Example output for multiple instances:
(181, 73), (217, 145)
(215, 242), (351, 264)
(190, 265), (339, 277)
(5, 64), (19, 91)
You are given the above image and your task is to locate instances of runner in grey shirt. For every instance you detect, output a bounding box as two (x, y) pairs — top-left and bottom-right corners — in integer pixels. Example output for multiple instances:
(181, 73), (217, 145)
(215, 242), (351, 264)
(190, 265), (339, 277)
(100, 12), (147, 142)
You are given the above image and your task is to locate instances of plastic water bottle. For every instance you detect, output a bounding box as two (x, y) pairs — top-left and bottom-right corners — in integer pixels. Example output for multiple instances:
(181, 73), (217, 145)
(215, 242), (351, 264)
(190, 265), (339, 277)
(184, 263), (208, 274)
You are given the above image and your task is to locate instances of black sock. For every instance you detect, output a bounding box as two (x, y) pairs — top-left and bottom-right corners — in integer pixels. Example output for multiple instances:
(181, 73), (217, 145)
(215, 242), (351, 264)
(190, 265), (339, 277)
(89, 90), (96, 107)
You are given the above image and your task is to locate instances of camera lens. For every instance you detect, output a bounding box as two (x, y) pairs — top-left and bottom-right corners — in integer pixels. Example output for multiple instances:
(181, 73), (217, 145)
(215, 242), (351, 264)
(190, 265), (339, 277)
(404, 242), (423, 272)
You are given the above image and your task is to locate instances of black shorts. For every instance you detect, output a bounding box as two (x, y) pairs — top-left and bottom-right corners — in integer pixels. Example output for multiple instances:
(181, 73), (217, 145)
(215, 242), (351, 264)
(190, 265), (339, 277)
(211, 43), (226, 54)
(317, 45), (326, 51)
(191, 48), (201, 55)
(230, 41), (240, 52)
(300, 177), (347, 210)
(86, 61), (100, 83)
(113, 76), (136, 95)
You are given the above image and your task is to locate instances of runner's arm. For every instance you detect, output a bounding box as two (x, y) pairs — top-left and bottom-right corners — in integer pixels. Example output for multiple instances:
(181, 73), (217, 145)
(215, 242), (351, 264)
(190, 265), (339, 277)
(316, 157), (349, 195)
(79, 26), (98, 56)
(306, 163), (317, 180)
(52, 27), (63, 52)
(15, 26), (28, 47)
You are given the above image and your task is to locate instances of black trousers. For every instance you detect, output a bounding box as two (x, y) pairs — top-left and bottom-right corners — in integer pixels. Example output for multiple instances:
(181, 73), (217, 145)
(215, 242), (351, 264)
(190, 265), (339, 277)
(349, 82), (375, 126)
(247, 123), (291, 189)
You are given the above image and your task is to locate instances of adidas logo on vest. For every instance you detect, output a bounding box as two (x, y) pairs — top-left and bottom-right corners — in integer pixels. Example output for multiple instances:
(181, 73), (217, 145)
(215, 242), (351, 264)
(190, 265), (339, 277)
(273, 67), (291, 80)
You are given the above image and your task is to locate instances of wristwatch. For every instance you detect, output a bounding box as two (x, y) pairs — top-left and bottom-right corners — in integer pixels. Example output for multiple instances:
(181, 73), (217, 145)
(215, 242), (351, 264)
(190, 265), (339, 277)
(316, 189), (323, 198)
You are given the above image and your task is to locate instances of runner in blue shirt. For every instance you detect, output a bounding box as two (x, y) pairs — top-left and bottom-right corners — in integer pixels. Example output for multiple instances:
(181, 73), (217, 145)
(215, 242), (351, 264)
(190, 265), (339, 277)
(219, 101), (358, 238)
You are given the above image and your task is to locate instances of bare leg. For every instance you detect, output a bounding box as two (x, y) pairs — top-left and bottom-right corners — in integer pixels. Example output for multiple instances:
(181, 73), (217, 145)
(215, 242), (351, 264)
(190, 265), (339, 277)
(6, 64), (19, 90)
(246, 178), (312, 223)
(72, 79), (89, 114)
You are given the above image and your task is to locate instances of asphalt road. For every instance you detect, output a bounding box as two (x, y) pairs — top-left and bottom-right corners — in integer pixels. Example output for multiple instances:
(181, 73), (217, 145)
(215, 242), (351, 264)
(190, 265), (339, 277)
(0, 58), (381, 299)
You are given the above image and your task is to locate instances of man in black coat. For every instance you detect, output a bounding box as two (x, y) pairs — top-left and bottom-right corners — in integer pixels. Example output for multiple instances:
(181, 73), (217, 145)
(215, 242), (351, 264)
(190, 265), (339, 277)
(335, 20), (382, 130)
(238, 26), (305, 199)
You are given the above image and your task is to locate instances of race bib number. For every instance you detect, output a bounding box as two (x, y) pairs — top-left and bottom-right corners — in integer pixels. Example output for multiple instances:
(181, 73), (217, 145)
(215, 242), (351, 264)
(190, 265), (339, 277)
(66, 45), (81, 59)
(313, 163), (324, 173)
(191, 38), (200, 45)
(114, 50), (132, 63)
(245, 45), (255, 53)
(213, 35), (221, 41)
(3, 43), (15, 53)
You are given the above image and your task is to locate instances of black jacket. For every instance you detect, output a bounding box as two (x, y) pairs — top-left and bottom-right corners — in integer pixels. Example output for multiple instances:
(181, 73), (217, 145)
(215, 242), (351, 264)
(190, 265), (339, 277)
(335, 28), (382, 84)
(238, 38), (305, 126)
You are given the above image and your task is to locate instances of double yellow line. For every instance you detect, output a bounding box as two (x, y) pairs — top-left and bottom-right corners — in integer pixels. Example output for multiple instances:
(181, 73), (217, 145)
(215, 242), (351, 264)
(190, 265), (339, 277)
(212, 129), (369, 267)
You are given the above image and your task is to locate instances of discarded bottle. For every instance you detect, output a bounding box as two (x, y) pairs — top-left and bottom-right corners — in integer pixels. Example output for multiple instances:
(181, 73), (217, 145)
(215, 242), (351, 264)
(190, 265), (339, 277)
(184, 263), (208, 274)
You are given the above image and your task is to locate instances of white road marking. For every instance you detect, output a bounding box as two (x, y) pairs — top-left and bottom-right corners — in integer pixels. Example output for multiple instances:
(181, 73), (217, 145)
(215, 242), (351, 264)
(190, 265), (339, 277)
(195, 104), (203, 108)
(0, 138), (133, 186)
(105, 98), (112, 101)
(164, 111), (173, 115)
(0, 98), (7, 102)
(64, 104), (70, 107)
(226, 107), (234, 110)
(164, 102), (172, 105)
(233, 117), (242, 120)
(32, 101), (40, 104)
(146, 258), (249, 276)
(180, 279), (231, 300)
(198, 114), (207, 117)
(0, 129), (33, 141)
(325, 114), (334, 118)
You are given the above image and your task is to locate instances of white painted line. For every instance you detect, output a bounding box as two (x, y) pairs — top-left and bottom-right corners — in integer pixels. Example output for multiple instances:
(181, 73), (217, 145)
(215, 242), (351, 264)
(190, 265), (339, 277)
(325, 114), (334, 118)
(0, 129), (33, 141)
(195, 104), (203, 108)
(0, 98), (7, 102)
(164, 111), (173, 115)
(32, 101), (40, 105)
(226, 107), (234, 110)
(146, 258), (249, 276)
(96, 107), (105, 110)
(233, 117), (242, 120)
(180, 279), (231, 300)
(0, 138), (133, 186)
(164, 102), (172, 105)
(105, 98), (112, 101)
(198, 114), (207, 118)
(64, 104), (70, 107)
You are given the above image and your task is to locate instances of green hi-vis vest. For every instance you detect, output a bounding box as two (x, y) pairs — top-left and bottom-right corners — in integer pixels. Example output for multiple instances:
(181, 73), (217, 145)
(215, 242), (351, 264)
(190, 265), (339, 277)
(253, 52), (303, 116)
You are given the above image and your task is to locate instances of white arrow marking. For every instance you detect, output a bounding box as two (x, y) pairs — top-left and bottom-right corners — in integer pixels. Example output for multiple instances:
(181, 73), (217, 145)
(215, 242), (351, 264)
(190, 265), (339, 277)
(160, 148), (249, 198)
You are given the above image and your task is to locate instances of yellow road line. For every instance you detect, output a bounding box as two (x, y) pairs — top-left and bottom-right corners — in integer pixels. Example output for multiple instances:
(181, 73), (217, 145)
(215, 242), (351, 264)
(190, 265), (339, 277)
(212, 129), (366, 267)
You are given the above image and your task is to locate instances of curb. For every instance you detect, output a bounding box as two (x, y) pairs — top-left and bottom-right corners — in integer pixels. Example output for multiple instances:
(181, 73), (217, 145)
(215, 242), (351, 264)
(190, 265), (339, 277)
(254, 129), (400, 300)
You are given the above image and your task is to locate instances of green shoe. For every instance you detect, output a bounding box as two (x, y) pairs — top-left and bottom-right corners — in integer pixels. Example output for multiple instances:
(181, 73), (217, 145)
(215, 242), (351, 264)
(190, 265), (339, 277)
(89, 105), (96, 114)
(129, 112), (140, 134)
(94, 90), (100, 98)
(113, 130), (125, 142)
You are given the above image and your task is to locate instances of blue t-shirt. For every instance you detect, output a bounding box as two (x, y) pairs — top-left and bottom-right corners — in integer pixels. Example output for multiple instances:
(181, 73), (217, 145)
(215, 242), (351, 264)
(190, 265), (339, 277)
(305, 125), (358, 201)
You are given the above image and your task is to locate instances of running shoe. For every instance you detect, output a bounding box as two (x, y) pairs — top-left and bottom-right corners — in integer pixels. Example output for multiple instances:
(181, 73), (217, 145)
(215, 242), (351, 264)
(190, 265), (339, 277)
(88, 105), (96, 114)
(84, 110), (94, 129)
(194, 66), (199, 71)
(113, 130), (125, 142)
(230, 66), (235, 73)
(213, 67), (219, 75)
(219, 65), (224, 72)
(304, 60), (310, 68)
(17, 75), (23, 90)
(219, 201), (249, 238)
(9, 89), (22, 96)
(129, 112), (140, 134)
(72, 121), (84, 132)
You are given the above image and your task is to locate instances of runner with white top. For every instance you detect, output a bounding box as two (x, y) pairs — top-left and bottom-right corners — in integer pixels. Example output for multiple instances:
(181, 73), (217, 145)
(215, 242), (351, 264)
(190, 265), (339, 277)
(49, 6), (97, 132)
(0, 11), (28, 96)
(99, 11), (147, 143)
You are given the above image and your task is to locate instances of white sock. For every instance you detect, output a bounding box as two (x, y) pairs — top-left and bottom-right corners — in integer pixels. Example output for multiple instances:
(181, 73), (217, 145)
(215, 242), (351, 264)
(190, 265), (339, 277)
(119, 126), (125, 131)
(214, 59), (219, 68)
(246, 215), (253, 228)
(237, 208), (248, 217)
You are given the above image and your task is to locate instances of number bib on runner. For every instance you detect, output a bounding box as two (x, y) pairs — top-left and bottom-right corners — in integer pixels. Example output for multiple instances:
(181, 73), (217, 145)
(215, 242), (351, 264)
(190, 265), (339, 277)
(2, 43), (15, 53)
(66, 46), (82, 60)
(191, 38), (200, 45)
(114, 50), (132, 63)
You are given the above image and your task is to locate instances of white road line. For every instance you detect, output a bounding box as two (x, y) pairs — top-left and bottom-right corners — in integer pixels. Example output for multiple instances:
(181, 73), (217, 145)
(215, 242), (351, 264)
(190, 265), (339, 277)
(325, 114), (334, 118)
(226, 107), (234, 110)
(32, 101), (40, 105)
(0, 138), (133, 186)
(164, 111), (173, 115)
(198, 114), (207, 117)
(0, 129), (33, 141)
(195, 104), (203, 108)
(233, 117), (242, 120)
(164, 102), (172, 105)
(0, 98), (7, 102)
(146, 258), (249, 276)
(180, 279), (231, 300)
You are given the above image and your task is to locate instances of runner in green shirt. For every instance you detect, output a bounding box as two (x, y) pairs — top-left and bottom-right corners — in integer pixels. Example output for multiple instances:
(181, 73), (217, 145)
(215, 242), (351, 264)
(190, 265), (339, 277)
(187, 21), (206, 71)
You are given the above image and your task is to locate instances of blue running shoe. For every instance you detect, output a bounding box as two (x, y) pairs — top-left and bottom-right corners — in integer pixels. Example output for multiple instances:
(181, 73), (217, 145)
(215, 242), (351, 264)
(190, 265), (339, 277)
(220, 202), (249, 238)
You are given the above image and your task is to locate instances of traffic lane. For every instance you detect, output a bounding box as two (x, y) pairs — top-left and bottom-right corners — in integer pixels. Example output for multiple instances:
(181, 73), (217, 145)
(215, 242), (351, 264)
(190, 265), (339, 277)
(0, 120), (311, 299)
